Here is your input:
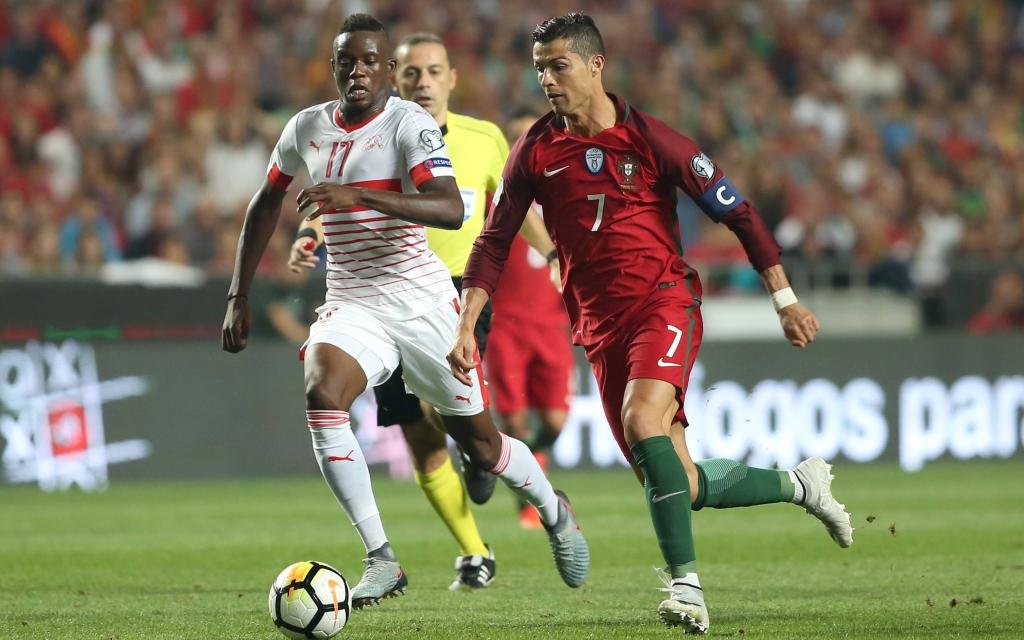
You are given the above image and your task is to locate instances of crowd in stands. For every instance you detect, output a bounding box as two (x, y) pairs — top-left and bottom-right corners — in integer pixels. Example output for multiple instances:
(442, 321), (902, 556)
(2, 0), (1023, 320)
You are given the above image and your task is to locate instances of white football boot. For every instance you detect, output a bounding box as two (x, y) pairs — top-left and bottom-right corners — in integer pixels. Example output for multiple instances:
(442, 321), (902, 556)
(793, 457), (854, 548)
(656, 568), (709, 634)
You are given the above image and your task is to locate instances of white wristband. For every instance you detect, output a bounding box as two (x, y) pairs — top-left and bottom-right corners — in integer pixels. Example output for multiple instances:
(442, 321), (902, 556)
(770, 287), (798, 312)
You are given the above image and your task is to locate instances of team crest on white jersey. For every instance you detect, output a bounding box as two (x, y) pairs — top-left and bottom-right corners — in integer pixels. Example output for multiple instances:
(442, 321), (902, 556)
(584, 147), (604, 174)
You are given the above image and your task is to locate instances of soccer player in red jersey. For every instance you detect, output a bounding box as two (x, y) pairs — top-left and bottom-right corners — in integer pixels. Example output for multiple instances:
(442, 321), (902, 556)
(449, 12), (853, 634)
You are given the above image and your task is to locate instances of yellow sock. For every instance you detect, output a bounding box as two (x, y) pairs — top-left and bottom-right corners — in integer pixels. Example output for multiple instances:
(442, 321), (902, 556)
(414, 457), (488, 556)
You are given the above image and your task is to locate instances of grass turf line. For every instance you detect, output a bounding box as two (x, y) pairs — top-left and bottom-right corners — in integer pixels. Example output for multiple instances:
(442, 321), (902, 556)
(1, 462), (1022, 639)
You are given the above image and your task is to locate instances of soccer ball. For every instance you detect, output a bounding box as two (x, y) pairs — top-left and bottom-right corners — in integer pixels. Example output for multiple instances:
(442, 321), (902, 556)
(268, 561), (351, 639)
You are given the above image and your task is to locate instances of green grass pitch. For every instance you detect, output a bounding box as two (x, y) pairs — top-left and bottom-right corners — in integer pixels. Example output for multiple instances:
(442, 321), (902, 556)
(1, 462), (1022, 639)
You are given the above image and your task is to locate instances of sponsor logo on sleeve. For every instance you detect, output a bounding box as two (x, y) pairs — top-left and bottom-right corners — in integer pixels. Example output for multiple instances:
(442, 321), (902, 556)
(419, 129), (446, 152)
(423, 157), (453, 170)
(690, 152), (715, 183)
(584, 147), (604, 174)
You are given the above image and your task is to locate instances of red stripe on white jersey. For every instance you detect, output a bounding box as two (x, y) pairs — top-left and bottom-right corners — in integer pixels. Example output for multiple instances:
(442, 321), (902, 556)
(323, 223), (422, 237)
(326, 231), (422, 248)
(344, 237), (426, 255)
(343, 178), (402, 191)
(328, 266), (449, 292)
(409, 162), (433, 188)
(321, 215), (394, 227)
(346, 250), (427, 273)
(268, 164), (293, 191)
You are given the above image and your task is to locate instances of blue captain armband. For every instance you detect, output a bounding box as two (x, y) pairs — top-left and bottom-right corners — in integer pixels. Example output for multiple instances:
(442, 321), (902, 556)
(696, 177), (744, 221)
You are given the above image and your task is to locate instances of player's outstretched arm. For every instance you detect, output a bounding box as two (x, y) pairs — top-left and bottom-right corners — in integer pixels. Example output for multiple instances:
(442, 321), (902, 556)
(222, 181), (286, 353)
(297, 175), (463, 230)
(447, 286), (491, 385)
(760, 264), (820, 348)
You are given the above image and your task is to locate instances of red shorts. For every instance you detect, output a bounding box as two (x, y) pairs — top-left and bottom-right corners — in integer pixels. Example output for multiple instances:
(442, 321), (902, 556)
(484, 318), (574, 414)
(585, 297), (703, 464)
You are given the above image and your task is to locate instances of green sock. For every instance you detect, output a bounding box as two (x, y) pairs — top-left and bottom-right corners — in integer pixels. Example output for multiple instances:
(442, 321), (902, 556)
(630, 435), (696, 578)
(695, 458), (795, 509)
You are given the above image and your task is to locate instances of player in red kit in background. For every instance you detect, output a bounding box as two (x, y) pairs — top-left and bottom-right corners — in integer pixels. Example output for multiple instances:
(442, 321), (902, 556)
(487, 110), (575, 530)
(449, 12), (853, 635)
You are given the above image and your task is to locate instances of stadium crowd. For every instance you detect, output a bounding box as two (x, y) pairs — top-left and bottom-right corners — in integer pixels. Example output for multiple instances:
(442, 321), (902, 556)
(1, 0), (1023, 315)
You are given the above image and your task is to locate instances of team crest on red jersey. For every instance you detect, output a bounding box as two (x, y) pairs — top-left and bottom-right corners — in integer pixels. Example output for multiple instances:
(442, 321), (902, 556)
(616, 153), (641, 191)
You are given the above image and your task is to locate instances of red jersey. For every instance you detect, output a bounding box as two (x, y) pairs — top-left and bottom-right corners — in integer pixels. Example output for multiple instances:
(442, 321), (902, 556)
(491, 233), (567, 327)
(463, 94), (780, 347)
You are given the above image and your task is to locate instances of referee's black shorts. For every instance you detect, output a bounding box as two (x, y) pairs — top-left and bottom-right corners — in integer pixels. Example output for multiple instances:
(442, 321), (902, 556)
(373, 276), (493, 426)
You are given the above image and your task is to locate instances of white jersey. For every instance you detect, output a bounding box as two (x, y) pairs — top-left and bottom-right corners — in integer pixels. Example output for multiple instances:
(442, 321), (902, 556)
(268, 97), (457, 319)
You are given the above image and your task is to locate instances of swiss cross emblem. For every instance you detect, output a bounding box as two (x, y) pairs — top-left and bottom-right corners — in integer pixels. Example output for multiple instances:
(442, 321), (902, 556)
(616, 154), (640, 191)
(48, 400), (89, 457)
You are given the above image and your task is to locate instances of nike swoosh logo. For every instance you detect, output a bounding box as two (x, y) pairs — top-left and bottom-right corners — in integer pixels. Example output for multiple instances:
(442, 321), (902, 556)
(652, 490), (687, 503)
(543, 166), (569, 177)
(657, 358), (682, 368)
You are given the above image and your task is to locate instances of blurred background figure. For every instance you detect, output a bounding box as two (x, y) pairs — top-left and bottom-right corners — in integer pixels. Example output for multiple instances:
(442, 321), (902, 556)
(968, 269), (1024, 335)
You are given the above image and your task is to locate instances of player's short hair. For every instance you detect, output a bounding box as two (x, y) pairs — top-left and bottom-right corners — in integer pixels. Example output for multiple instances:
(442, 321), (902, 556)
(397, 32), (445, 50)
(339, 13), (386, 36)
(531, 12), (605, 59)
(396, 32), (450, 65)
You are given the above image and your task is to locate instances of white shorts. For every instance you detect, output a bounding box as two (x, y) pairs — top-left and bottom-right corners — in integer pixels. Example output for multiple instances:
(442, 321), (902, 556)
(301, 298), (488, 416)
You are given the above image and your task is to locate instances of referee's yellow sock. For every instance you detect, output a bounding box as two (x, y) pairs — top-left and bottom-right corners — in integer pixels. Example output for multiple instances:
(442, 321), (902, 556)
(414, 457), (489, 557)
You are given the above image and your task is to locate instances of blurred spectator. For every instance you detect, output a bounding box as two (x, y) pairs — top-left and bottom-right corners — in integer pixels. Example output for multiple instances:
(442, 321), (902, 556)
(203, 114), (268, 216)
(181, 196), (222, 268)
(0, 4), (57, 77)
(59, 194), (121, 265)
(76, 230), (108, 276)
(28, 222), (61, 275)
(125, 200), (176, 259)
(0, 0), (1019, 326)
(968, 270), (1024, 335)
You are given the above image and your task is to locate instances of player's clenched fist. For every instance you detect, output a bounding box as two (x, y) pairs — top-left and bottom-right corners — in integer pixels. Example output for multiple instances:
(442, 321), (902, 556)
(778, 303), (820, 349)
(296, 183), (362, 219)
(447, 326), (478, 386)
(289, 237), (320, 272)
(222, 296), (252, 353)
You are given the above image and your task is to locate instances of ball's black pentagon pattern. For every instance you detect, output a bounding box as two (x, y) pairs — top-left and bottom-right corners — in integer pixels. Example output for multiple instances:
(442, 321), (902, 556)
(271, 561), (349, 639)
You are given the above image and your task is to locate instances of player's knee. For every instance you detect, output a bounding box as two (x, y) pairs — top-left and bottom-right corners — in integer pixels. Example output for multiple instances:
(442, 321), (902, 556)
(304, 377), (342, 411)
(621, 402), (664, 446)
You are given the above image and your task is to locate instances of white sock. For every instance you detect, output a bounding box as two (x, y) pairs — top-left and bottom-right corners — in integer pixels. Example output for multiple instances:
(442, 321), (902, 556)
(489, 433), (559, 525)
(787, 469), (805, 504)
(308, 410), (387, 554)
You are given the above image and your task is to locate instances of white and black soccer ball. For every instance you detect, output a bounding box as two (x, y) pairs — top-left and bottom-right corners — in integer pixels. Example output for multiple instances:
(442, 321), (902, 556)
(268, 561), (351, 639)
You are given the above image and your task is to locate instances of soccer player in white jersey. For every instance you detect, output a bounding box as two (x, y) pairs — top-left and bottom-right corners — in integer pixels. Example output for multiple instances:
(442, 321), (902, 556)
(221, 14), (589, 608)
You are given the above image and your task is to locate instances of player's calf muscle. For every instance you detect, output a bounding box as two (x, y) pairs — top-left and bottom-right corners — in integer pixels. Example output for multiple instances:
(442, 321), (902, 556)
(442, 414), (502, 468)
